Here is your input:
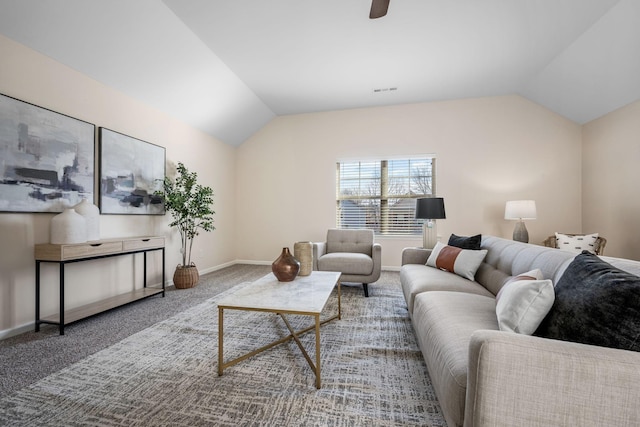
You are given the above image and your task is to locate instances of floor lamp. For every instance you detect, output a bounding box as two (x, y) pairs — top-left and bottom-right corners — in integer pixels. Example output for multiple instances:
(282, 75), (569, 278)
(415, 197), (446, 249)
(505, 200), (536, 243)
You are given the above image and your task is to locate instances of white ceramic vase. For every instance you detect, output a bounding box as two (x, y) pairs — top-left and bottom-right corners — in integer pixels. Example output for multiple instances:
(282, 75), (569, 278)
(50, 208), (87, 244)
(73, 198), (100, 241)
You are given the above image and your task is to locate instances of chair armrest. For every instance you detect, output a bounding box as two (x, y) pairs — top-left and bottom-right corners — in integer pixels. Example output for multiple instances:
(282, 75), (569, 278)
(401, 247), (431, 265)
(372, 242), (382, 268)
(465, 330), (640, 427)
(312, 242), (326, 270)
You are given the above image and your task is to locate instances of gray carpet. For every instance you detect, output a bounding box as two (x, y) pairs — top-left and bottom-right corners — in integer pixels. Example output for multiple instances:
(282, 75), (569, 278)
(0, 266), (445, 426)
(0, 264), (272, 398)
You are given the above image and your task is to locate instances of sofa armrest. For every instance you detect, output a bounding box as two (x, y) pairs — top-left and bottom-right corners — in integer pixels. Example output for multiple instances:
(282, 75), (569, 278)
(312, 242), (326, 270)
(401, 247), (432, 265)
(465, 330), (640, 427)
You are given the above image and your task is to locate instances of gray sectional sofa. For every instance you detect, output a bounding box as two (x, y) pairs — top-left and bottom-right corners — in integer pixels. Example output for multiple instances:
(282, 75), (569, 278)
(400, 235), (640, 427)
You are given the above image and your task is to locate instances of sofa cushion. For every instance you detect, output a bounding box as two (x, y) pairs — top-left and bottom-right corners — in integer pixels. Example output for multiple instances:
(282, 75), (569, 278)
(495, 278), (554, 334)
(400, 264), (494, 315)
(426, 242), (488, 281)
(555, 232), (599, 253)
(448, 233), (482, 250)
(535, 251), (640, 352)
(412, 291), (498, 427)
(317, 252), (373, 276)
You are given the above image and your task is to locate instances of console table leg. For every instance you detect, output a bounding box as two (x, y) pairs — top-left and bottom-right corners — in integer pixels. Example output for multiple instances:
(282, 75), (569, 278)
(143, 252), (147, 288)
(35, 261), (41, 332)
(161, 248), (166, 297)
(59, 263), (65, 335)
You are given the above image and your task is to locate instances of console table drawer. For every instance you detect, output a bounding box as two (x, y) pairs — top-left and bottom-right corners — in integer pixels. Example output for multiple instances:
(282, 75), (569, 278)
(123, 237), (165, 251)
(35, 241), (123, 261)
(62, 241), (123, 259)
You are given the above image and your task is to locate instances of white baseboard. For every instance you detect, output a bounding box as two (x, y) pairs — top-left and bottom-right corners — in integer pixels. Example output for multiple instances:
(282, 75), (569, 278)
(0, 322), (34, 340)
(202, 260), (400, 272)
(2, 262), (400, 340)
(197, 260), (242, 275)
(231, 259), (271, 266)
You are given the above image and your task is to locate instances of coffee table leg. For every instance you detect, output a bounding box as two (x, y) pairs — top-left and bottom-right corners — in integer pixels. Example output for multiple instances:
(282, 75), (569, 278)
(218, 307), (224, 376)
(338, 281), (341, 320)
(315, 313), (321, 389)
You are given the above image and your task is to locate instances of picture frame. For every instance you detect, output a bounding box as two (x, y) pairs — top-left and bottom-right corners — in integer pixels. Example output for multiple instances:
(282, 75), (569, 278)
(0, 93), (95, 213)
(99, 127), (165, 215)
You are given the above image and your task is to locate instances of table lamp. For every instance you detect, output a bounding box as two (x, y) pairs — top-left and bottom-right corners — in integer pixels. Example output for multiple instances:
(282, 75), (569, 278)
(504, 200), (536, 243)
(415, 197), (446, 249)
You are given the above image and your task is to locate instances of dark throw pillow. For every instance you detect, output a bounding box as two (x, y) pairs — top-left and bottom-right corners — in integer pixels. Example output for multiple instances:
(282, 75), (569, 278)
(535, 251), (640, 352)
(448, 233), (482, 250)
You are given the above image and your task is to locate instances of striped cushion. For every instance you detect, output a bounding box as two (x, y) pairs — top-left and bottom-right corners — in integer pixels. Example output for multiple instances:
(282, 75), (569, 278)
(426, 242), (488, 281)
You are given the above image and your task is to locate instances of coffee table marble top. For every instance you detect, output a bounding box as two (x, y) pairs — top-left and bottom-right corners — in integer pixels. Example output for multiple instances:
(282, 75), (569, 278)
(217, 271), (341, 314)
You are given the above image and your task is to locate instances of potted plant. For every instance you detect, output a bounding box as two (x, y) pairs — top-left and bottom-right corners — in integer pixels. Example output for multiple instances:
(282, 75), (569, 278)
(158, 162), (215, 288)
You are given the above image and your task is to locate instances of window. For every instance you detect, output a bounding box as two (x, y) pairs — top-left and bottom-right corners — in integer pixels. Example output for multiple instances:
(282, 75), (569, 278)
(336, 157), (435, 235)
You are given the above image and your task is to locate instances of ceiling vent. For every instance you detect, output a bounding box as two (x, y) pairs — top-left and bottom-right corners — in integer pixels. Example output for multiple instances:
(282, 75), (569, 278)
(373, 87), (398, 93)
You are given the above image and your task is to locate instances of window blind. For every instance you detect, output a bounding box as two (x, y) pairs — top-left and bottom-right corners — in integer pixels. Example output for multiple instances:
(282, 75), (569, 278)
(336, 158), (434, 235)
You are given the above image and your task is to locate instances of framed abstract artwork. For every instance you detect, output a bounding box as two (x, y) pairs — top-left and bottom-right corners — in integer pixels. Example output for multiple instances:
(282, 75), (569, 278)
(0, 93), (95, 213)
(99, 128), (165, 215)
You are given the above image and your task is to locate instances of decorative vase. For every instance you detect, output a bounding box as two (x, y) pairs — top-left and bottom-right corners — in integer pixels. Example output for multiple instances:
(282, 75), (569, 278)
(73, 198), (100, 241)
(272, 247), (300, 282)
(50, 208), (87, 244)
(173, 263), (199, 289)
(294, 241), (313, 276)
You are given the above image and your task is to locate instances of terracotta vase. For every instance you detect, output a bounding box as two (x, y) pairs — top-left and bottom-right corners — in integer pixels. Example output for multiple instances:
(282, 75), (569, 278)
(272, 247), (300, 282)
(173, 263), (199, 289)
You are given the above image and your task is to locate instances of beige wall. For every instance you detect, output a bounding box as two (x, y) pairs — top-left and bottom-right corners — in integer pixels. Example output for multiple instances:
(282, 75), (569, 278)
(236, 96), (583, 267)
(0, 35), (236, 337)
(0, 33), (597, 338)
(582, 100), (640, 259)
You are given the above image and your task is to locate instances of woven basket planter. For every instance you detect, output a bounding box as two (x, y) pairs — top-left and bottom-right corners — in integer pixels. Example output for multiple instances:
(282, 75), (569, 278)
(173, 263), (200, 289)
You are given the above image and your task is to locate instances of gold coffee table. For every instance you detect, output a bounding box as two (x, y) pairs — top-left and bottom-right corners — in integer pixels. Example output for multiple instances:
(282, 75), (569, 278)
(217, 271), (341, 389)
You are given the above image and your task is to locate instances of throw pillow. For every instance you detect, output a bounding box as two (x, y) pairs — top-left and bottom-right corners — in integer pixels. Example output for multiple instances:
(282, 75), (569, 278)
(426, 241), (488, 281)
(495, 268), (544, 304)
(495, 278), (554, 335)
(448, 233), (482, 250)
(555, 232), (599, 253)
(535, 251), (640, 352)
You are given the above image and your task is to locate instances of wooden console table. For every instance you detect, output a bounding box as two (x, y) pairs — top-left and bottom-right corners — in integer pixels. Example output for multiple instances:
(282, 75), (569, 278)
(34, 236), (165, 335)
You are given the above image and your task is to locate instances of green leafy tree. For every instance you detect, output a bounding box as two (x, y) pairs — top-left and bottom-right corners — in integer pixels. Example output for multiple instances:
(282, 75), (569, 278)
(157, 162), (215, 266)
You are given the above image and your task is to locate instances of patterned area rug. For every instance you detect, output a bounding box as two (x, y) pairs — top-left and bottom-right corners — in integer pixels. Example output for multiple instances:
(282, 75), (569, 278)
(0, 279), (445, 426)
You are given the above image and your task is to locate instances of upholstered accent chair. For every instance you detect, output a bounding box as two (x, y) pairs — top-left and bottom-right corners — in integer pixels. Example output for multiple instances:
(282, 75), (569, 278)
(543, 233), (607, 255)
(312, 229), (382, 297)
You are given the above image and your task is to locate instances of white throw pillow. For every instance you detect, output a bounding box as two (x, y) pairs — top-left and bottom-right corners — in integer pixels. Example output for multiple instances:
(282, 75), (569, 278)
(555, 232), (599, 254)
(495, 268), (544, 304)
(496, 278), (555, 335)
(426, 241), (488, 281)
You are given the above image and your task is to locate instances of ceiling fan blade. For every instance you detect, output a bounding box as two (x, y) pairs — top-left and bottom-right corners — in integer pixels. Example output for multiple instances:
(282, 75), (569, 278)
(369, 0), (390, 19)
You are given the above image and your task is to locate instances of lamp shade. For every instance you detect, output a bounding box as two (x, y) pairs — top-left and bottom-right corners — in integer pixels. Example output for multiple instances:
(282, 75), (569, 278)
(504, 200), (536, 220)
(415, 197), (446, 220)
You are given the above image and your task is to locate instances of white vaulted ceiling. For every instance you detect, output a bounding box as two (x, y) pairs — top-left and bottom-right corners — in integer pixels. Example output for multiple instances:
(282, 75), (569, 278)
(0, 0), (638, 146)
